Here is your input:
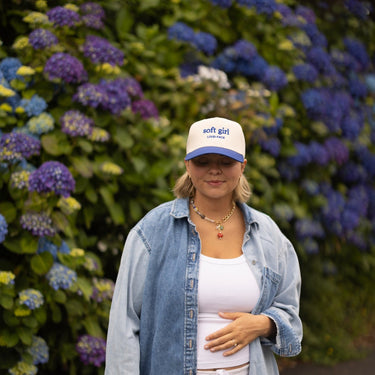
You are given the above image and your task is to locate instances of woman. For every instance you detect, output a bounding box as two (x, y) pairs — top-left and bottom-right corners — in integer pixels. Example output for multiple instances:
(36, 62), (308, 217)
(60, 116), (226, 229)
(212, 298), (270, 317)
(105, 117), (302, 375)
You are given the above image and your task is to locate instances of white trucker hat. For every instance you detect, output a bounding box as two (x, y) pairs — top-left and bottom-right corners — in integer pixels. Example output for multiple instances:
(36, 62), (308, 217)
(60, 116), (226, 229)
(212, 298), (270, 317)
(185, 117), (246, 162)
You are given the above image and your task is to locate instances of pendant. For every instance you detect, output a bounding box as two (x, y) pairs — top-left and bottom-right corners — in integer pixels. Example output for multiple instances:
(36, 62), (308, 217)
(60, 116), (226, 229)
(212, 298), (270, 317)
(217, 232), (224, 239)
(216, 223), (224, 239)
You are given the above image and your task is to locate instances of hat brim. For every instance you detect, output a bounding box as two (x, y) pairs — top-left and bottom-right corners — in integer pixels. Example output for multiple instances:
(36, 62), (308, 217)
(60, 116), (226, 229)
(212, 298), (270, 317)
(185, 146), (244, 162)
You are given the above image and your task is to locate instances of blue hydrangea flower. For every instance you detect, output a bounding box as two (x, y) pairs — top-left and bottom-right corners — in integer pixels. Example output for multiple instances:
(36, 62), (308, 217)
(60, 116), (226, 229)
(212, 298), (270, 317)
(131, 99), (159, 119)
(240, 55), (268, 79)
(259, 137), (281, 157)
(20, 95), (47, 117)
(356, 146), (375, 177)
(46, 263), (77, 290)
(330, 48), (360, 72)
(59, 241), (71, 254)
(233, 40), (257, 61)
(306, 47), (336, 76)
(0, 57), (22, 81)
(27, 336), (49, 365)
(343, 37), (370, 71)
(37, 237), (58, 259)
(28, 28), (58, 50)
(349, 77), (367, 98)
(26, 112), (54, 135)
(0, 271), (15, 285)
(76, 335), (106, 367)
(276, 4), (300, 27)
(341, 109), (364, 140)
(288, 142), (312, 167)
(295, 4), (316, 23)
(44, 53), (88, 84)
(168, 22), (195, 43)
(262, 66), (287, 91)
(60, 110), (94, 137)
(301, 23), (327, 48)
(295, 218), (325, 239)
(301, 238), (319, 255)
(307, 141), (330, 166)
(20, 212), (56, 237)
(238, 0), (277, 16)
(19, 288), (44, 310)
(8, 361), (37, 375)
(192, 31), (217, 55)
(47, 6), (80, 27)
(338, 162), (367, 184)
(120, 77), (144, 98)
(293, 63), (319, 83)
(83, 35), (124, 66)
(28, 161), (75, 197)
(0, 214), (8, 243)
(0, 131), (41, 162)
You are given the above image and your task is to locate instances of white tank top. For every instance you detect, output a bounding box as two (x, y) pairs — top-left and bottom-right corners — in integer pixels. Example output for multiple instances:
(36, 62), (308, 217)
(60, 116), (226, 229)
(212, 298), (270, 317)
(197, 254), (260, 369)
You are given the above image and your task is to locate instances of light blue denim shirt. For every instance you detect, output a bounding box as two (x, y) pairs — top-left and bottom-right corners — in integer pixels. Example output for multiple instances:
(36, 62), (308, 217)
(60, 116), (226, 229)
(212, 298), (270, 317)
(105, 198), (302, 375)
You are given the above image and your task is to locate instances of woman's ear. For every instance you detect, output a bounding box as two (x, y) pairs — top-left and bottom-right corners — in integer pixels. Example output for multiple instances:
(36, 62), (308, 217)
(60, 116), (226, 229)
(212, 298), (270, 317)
(241, 159), (247, 173)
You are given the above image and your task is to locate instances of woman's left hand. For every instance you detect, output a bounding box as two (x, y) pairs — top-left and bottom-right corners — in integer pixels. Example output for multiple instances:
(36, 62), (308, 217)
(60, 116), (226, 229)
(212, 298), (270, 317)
(204, 312), (275, 356)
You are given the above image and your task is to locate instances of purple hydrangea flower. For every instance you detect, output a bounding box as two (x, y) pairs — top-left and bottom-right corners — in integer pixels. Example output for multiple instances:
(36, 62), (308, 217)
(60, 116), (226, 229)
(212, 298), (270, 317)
(20, 212), (56, 237)
(73, 83), (107, 108)
(19, 289), (44, 310)
(28, 28), (58, 50)
(83, 35), (124, 66)
(276, 4), (300, 27)
(98, 79), (131, 115)
(168, 22), (195, 43)
(341, 109), (364, 140)
(293, 63), (319, 83)
(131, 99), (159, 119)
(80, 2), (105, 29)
(330, 48), (361, 72)
(323, 137), (349, 165)
(356, 146), (375, 177)
(349, 78), (367, 98)
(0, 132), (41, 161)
(307, 141), (330, 166)
(209, 0), (233, 8)
(295, 5), (316, 23)
(192, 32), (217, 55)
(27, 336), (49, 365)
(262, 66), (287, 91)
(0, 214), (8, 243)
(60, 110), (94, 137)
(47, 6), (80, 27)
(76, 335), (106, 367)
(344, 0), (372, 20)
(44, 53), (88, 84)
(20, 95), (47, 116)
(46, 263), (77, 290)
(28, 161), (75, 197)
(120, 77), (144, 99)
(0, 57), (22, 81)
(91, 278), (115, 302)
(338, 162), (367, 184)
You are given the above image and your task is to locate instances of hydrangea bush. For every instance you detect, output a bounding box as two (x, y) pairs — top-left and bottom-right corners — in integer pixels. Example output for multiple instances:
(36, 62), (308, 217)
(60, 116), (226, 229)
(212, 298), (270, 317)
(0, 0), (374, 373)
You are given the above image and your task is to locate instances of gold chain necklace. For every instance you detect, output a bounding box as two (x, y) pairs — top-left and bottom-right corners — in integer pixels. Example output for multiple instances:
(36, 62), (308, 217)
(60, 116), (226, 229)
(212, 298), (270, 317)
(190, 199), (236, 239)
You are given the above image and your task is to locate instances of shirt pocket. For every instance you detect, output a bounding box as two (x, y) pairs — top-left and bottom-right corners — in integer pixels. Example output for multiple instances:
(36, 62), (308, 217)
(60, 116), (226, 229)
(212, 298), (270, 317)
(253, 266), (281, 313)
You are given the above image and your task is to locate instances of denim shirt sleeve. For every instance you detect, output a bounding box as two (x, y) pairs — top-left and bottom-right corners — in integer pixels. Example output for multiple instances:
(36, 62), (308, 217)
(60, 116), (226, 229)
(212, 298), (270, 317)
(259, 237), (302, 357)
(105, 228), (150, 375)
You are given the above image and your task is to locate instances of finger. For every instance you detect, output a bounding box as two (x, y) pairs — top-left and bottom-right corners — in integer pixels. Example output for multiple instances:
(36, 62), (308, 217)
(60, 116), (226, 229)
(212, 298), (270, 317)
(206, 337), (239, 353)
(205, 326), (232, 341)
(218, 311), (243, 320)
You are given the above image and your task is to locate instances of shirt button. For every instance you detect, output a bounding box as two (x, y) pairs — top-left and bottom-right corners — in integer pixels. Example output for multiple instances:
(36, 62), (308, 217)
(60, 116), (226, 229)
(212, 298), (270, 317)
(252, 260), (256, 265)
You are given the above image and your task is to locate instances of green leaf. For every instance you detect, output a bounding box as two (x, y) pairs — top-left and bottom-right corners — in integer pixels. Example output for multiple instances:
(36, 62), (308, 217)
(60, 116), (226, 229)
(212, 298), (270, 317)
(83, 315), (103, 338)
(70, 156), (93, 178)
(22, 316), (39, 329)
(41, 132), (72, 156)
(30, 252), (54, 275)
(16, 326), (33, 345)
(116, 7), (134, 39)
(3, 236), (38, 254)
(65, 299), (85, 317)
(0, 202), (17, 223)
(53, 289), (67, 304)
(0, 295), (13, 309)
(76, 277), (93, 301)
(113, 127), (134, 150)
(99, 187), (125, 225)
(0, 330), (19, 347)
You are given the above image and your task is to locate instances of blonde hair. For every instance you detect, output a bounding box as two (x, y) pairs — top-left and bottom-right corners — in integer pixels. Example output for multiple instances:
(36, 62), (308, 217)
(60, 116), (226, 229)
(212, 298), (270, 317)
(173, 172), (252, 203)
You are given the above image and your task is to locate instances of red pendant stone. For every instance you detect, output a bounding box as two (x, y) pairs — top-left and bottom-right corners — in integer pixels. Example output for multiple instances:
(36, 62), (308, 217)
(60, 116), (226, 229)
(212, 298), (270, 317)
(217, 232), (224, 239)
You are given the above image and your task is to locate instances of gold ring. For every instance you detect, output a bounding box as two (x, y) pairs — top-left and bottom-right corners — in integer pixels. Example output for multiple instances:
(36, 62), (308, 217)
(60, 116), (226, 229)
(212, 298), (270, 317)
(233, 340), (238, 347)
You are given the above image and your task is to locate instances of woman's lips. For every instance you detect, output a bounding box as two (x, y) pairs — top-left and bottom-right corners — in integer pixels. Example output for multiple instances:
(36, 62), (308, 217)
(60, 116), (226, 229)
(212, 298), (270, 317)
(206, 180), (224, 186)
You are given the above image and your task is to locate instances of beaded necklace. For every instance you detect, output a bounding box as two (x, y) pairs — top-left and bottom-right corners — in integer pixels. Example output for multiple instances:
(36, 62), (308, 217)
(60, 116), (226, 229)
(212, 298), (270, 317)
(190, 199), (236, 239)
